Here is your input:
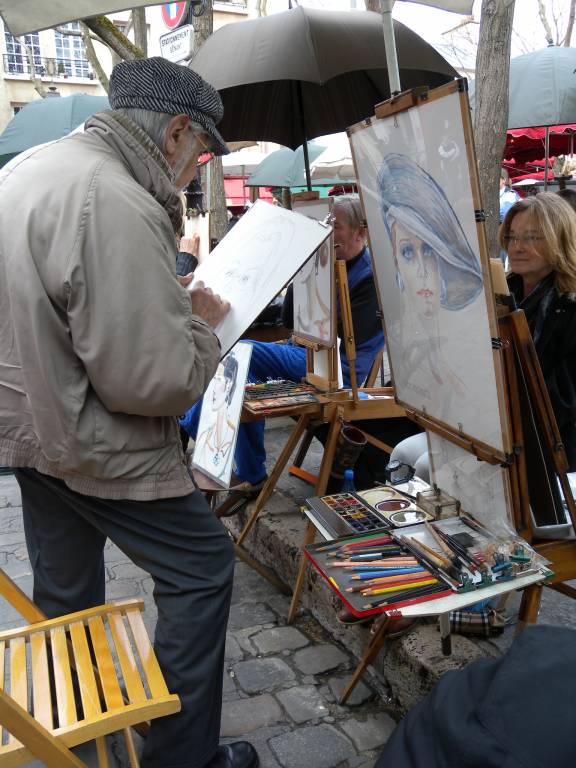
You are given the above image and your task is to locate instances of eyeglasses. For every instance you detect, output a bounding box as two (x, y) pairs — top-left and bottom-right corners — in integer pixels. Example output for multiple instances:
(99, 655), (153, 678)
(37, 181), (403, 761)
(503, 234), (544, 248)
(188, 121), (214, 160)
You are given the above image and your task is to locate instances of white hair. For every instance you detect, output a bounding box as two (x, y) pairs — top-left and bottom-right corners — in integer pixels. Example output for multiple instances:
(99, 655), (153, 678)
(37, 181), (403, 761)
(113, 107), (175, 151)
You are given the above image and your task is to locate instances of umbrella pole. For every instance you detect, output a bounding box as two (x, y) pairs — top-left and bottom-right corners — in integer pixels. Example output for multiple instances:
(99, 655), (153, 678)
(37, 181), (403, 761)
(544, 126), (550, 191)
(380, 0), (402, 94)
(296, 80), (312, 191)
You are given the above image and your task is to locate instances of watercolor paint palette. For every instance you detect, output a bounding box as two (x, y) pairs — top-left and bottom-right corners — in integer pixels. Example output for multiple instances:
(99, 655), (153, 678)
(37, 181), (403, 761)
(357, 488), (434, 527)
(305, 488), (434, 540)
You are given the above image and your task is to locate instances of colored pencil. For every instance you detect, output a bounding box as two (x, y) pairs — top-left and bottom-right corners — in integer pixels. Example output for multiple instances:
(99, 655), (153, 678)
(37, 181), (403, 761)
(348, 567), (426, 579)
(362, 583), (449, 609)
(361, 578), (438, 596)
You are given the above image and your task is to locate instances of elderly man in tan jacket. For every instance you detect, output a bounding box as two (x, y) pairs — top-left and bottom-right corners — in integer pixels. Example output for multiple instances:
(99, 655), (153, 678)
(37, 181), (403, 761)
(0, 57), (257, 768)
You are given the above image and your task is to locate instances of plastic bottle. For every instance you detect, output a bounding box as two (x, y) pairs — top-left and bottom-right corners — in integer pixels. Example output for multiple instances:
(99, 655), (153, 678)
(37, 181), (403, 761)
(341, 468), (356, 493)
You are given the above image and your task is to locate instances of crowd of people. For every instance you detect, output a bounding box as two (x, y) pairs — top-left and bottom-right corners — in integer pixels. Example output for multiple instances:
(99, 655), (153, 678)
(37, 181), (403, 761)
(1, 53), (576, 768)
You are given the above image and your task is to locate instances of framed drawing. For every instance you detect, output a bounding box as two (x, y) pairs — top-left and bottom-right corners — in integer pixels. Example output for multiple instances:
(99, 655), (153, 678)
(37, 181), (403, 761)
(349, 81), (510, 459)
(292, 197), (335, 346)
(190, 200), (332, 357)
(192, 342), (253, 488)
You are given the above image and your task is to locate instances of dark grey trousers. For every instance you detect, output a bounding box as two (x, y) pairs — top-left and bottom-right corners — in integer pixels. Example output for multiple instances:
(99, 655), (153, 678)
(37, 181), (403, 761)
(15, 468), (235, 768)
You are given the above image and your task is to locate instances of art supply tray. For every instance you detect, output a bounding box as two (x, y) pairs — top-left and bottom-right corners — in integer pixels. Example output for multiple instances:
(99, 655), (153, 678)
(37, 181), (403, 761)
(304, 488), (433, 540)
(393, 514), (552, 593)
(244, 380), (318, 400)
(304, 531), (453, 618)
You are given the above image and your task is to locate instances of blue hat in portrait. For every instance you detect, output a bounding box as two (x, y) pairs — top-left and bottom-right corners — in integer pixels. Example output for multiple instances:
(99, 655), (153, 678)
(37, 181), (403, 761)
(378, 154), (483, 310)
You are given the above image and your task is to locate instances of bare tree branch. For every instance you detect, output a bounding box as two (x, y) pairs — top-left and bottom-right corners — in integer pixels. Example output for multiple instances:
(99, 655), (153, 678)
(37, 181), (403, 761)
(81, 23), (109, 92)
(131, 8), (148, 57)
(84, 15), (145, 60)
(15, 36), (46, 97)
(565, 0), (575, 45)
(537, 0), (554, 45)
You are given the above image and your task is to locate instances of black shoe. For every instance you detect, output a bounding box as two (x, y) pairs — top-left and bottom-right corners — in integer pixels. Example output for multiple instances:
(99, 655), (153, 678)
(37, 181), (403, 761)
(206, 742), (259, 768)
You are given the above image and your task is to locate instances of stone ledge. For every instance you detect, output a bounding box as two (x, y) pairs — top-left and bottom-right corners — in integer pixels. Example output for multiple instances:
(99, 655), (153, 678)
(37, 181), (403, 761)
(223, 489), (499, 716)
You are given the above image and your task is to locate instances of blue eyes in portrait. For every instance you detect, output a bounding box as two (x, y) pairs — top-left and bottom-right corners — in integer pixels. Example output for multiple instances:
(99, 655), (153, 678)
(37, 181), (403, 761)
(399, 241), (434, 263)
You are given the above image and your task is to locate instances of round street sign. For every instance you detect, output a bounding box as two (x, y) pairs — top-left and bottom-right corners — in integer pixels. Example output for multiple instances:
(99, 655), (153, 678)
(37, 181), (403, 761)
(161, 2), (189, 30)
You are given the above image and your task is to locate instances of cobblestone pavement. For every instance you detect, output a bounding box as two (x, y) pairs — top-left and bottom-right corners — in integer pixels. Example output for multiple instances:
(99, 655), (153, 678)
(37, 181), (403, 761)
(0, 472), (396, 768)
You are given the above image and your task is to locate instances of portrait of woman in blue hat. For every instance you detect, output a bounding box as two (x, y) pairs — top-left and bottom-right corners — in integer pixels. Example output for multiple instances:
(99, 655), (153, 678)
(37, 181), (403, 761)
(377, 152), (484, 419)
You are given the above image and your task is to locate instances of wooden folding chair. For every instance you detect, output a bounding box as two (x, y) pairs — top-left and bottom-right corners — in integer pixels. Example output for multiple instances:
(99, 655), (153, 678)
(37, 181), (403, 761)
(0, 569), (180, 767)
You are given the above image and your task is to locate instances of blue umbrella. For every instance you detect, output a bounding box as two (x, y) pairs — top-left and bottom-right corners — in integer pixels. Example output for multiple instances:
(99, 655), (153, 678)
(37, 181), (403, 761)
(0, 92), (109, 167)
(246, 142), (347, 188)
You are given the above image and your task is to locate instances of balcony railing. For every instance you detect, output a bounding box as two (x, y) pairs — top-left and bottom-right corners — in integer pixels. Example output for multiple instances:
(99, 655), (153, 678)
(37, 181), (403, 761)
(2, 54), (95, 80)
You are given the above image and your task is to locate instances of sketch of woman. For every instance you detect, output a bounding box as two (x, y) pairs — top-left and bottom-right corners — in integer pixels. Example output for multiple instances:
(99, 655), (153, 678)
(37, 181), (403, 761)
(294, 240), (331, 340)
(193, 351), (239, 481)
(377, 153), (483, 412)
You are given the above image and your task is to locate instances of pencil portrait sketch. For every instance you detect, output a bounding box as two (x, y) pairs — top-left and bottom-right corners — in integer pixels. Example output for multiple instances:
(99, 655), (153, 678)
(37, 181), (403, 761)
(350, 88), (508, 453)
(192, 343), (252, 487)
(292, 197), (334, 345)
(190, 200), (332, 357)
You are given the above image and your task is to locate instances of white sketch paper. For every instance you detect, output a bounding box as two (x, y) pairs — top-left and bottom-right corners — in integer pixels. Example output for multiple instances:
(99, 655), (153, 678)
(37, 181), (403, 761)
(350, 88), (507, 454)
(192, 342), (253, 488)
(183, 212), (210, 266)
(190, 200), (332, 357)
(292, 198), (334, 345)
(427, 432), (513, 535)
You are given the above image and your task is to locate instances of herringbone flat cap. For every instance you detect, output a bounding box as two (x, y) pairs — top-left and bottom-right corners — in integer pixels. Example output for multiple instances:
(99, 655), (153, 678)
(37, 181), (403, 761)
(109, 56), (228, 155)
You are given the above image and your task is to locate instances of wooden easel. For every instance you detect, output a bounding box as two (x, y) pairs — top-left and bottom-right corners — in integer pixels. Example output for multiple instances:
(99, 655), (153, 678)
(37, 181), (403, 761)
(497, 308), (576, 624)
(236, 259), (401, 549)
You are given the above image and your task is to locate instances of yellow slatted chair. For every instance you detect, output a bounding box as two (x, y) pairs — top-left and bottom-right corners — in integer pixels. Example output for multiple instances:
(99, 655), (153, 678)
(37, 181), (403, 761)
(0, 569), (180, 767)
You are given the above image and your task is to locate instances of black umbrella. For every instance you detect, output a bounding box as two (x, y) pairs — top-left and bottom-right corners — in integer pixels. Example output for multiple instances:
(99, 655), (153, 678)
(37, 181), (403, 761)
(192, 7), (456, 188)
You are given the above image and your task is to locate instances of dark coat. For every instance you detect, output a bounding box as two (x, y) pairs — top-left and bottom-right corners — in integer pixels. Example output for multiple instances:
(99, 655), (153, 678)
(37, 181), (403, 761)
(375, 625), (576, 768)
(508, 273), (576, 471)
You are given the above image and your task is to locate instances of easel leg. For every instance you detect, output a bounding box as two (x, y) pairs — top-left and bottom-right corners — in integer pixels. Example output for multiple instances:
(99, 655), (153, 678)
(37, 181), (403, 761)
(237, 414), (311, 546)
(287, 407), (342, 624)
(516, 583), (543, 634)
(287, 519), (316, 625)
(438, 612), (451, 656)
(340, 616), (392, 705)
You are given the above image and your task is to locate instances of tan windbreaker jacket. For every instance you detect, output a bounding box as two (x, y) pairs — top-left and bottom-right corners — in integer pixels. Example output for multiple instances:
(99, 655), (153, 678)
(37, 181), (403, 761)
(0, 111), (220, 500)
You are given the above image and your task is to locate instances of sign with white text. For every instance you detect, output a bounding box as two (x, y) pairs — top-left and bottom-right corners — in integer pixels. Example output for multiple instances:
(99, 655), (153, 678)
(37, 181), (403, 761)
(159, 24), (193, 63)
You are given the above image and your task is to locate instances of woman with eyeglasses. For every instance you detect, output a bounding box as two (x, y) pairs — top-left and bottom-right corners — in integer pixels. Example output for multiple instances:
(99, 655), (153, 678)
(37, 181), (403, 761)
(499, 193), (576, 470)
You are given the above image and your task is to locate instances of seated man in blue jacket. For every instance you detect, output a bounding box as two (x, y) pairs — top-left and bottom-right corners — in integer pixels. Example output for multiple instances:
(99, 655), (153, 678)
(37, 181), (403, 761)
(181, 194), (384, 493)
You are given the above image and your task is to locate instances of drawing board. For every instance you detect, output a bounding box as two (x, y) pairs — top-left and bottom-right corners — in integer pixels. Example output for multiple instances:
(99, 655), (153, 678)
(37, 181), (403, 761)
(349, 83), (510, 456)
(292, 198), (335, 346)
(192, 342), (253, 488)
(190, 200), (332, 357)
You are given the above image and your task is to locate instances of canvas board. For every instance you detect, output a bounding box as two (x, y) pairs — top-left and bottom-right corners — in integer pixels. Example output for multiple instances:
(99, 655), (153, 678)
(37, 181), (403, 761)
(292, 198), (335, 346)
(192, 342), (253, 488)
(427, 431), (513, 536)
(350, 86), (508, 455)
(189, 200), (332, 357)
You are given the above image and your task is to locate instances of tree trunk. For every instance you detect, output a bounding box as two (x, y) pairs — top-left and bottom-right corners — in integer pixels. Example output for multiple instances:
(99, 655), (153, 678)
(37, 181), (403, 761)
(192, 1), (228, 244)
(473, 0), (515, 259)
(132, 8), (148, 58)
